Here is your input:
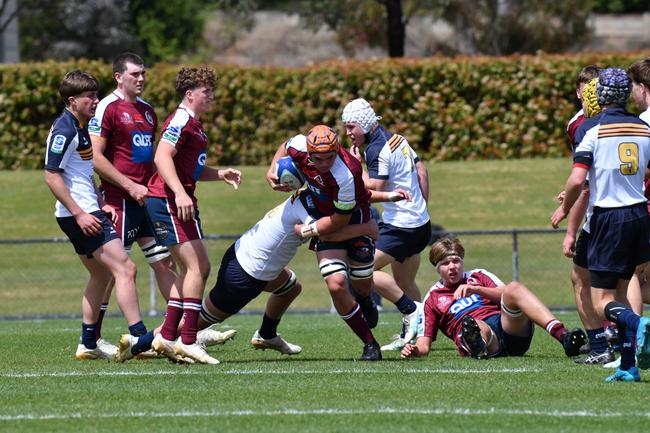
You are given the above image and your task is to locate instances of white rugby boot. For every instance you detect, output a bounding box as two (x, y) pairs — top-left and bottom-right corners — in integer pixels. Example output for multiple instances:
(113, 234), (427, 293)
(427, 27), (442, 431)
(174, 340), (220, 365)
(197, 326), (237, 347)
(251, 330), (302, 355)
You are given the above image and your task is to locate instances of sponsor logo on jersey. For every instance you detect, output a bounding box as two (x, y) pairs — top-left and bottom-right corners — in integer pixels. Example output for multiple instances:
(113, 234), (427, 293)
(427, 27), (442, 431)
(145, 111), (154, 126)
(131, 132), (153, 163)
(121, 112), (134, 125)
(88, 117), (101, 134)
(162, 125), (181, 144)
(192, 151), (207, 180)
(449, 293), (483, 319)
(133, 113), (146, 123)
(50, 134), (67, 154)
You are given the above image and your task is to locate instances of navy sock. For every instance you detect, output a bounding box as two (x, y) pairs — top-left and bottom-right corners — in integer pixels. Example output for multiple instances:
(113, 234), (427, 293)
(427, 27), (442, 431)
(259, 314), (281, 340)
(620, 324), (636, 371)
(604, 302), (640, 333)
(81, 323), (97, 349)
(394, 295), (416, 315)
(128, 321), (148, 337)
(131, 331), (154, 355)
(587, 328), (608, 353)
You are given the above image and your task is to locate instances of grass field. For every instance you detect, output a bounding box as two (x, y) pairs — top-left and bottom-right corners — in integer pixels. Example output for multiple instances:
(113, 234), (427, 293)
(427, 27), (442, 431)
(1, 313), (648, 433)
(0, 159), (578, 316)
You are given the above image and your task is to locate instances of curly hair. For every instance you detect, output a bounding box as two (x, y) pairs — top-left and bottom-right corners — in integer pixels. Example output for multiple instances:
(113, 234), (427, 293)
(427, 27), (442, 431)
(174, 67), (217, 99)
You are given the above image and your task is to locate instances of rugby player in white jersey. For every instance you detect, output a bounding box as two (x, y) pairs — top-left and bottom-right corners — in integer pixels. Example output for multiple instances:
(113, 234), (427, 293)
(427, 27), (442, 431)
(44, 70), (154, 361)
(552, 67), (650, 382)
(189, 189), (378, 359)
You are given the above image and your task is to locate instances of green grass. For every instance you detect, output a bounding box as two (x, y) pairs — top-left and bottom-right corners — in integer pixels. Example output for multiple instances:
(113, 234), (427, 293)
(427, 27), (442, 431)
(0, 159), (578, 316)
(1, 312), (648, 433)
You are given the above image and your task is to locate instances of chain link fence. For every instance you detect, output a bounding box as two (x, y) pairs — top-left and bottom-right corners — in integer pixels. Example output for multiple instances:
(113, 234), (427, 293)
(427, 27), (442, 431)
(0, 229), (576, 319)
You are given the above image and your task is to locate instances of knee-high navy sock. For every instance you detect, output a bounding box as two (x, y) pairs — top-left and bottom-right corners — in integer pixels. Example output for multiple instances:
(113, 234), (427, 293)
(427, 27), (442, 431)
(620, 324), (637, 371)
(587, 328), (608, 354)
(604, 301), (640, 333)
(394, 294), (416, 315)
(259, 314), (281, 339)
(81, 323), (97, 349)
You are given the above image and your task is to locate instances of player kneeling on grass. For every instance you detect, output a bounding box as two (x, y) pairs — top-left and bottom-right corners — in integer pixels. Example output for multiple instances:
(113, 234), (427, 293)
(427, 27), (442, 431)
(400, 237), (587, 360)
(152, 188), (379, 363)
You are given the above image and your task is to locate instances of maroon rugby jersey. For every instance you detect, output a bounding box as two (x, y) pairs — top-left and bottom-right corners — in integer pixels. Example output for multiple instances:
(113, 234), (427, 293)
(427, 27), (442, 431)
(422, 269), (504, 356)
(89, 90), (157, 197)
(566, 109), (585, 152)
(285, 134), (371, 219)
(147, 105), (208, 205)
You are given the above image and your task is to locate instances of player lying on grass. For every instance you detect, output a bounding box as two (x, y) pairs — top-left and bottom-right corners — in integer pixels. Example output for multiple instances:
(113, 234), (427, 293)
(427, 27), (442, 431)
(400, 237), (587, 360)
(152, 188), (379, 364)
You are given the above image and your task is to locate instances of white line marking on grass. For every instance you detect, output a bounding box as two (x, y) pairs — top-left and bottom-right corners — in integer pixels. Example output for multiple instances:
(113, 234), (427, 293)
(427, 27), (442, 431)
(2, 407), (649, 421)
(0, 367), (539, 379)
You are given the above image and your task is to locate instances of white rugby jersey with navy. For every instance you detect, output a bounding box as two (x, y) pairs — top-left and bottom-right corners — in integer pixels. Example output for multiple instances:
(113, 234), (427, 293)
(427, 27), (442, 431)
(44, 109), (98, 218)
(363, 126), (429, 228)
(573, 106), (650, 209)
(235, 191), (318, 281)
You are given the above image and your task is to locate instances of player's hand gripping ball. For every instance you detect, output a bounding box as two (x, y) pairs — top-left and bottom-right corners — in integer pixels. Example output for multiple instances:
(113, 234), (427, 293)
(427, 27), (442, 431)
(275, 156), (305, 190)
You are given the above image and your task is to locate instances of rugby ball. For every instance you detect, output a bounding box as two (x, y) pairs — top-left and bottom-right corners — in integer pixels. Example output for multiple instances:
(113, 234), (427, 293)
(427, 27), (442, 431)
(275, 156), (305, 190)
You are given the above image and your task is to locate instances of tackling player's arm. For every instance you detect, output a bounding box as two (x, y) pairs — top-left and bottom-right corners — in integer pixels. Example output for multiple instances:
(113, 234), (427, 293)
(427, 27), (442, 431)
(266, 142), (292, 192)
(319, 219), (379, 242)
(44, 170), (102, 236)
(415, 160), (429, 204)
(90, 135), (148, 205)
(294, 212), (352, 240)
(369, 188), (411, 203)
(551, 166), (588, 228)
(153, 141), (195, 222)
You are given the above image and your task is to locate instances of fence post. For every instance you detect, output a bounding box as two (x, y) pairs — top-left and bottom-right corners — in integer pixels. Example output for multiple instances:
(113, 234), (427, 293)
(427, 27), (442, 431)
(512, 230), (519, 281)
(149, 268), (157, 316)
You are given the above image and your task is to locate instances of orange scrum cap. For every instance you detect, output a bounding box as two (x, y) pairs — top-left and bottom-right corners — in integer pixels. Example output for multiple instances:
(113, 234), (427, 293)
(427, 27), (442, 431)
(306, 125), (339, 154)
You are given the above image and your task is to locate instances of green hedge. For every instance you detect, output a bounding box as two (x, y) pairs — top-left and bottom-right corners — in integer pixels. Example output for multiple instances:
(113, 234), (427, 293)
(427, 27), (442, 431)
(2, 52), (649, 169)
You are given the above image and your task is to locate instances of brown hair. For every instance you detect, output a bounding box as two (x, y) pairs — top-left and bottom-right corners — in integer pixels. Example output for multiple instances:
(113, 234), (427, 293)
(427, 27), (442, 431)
(429, 237), (465, 266)
(174, 67), (217, 99)
(628, 57), (650, 88)
(59, 70), (99, 105)
(575, 65), (599, 89)
(112, 52), (144, 75)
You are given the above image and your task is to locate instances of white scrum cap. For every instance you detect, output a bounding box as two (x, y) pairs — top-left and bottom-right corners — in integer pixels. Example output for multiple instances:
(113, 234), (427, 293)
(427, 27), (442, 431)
(341, 98), (381, 133)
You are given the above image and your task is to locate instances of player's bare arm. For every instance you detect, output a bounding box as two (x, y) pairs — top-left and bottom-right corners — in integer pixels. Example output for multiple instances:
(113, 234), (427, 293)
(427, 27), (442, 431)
(415, 160), (429, 204)
(154, 141), (194, 222)
(369, 187), (411, 203)
(94, 180), (118, 225)
(319, 219), (379, 242)
(198, 166), (242, 190)
(551, 167), (588, 228)
(266, 143), (292, 192)
(401, 336), (432, 358)
(562, 187), (589, 257)
(453, 284), (502, 302)
(90, 135), (148, 205)
(294, 212), (352, 240)
(44, 170), (102, 236)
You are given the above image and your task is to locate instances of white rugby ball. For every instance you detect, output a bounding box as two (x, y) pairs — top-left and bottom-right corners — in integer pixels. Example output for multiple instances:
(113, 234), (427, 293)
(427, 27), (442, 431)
(275, 156), (305, 190)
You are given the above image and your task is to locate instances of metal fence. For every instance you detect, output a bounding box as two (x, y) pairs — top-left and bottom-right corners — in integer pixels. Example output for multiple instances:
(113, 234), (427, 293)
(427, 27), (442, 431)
(0, 229), (576, 319)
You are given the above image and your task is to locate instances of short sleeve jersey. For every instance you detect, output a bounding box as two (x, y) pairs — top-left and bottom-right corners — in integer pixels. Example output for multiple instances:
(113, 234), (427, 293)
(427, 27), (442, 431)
(147, 105), (207, 205)
(566, 109), (585, 150)
(285, 134), (371, 217)
(44, 110), (98, 217)
(421, 269), (503, 355)
(573, 106), (650, 209)
(235, 190), (320, 281)
(363, 126), (429, 228)
(641, 110), (650, 212)
(89, 90), (157, 198)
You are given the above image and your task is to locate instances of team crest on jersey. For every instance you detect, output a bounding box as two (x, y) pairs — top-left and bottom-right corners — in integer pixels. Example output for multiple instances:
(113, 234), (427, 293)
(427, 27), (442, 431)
(313, 175), (324, 186)
(88, 117), (101, 134)
(145, 111), (154, 125)
(437, 295), (452, 310)
(162, 126), (181, 144)
(467, 277), (479, 285)
(122, 112), (134, 125)
(50, 134), (66, 154)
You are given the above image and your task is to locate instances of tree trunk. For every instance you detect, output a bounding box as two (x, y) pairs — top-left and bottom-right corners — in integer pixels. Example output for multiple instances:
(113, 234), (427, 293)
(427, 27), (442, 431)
(384, 0), (405, 57)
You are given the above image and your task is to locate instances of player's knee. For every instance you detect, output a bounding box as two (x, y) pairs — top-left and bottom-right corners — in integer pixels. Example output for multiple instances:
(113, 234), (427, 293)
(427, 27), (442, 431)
(320, 259), (348, 280)
(272, 270), (301, 298)
(121, 258), (137, 280)
(349, 262), (374, 281)
(199, 262), (211, 282)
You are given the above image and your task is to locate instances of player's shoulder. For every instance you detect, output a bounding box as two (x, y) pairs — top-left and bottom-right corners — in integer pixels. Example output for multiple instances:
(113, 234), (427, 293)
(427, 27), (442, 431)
(165, 107), (192, 129)
(51, 110), (78, 137)
(467, 268), (503, 286)
(135, 96), (154, 109)
(566, 109), (584, 131)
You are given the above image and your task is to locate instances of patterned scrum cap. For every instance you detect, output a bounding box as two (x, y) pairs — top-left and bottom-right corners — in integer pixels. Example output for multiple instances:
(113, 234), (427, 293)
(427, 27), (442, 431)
(341, 98), (381, 133)
(582, 78), (602, 118)
(596, 67), (630, 106)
